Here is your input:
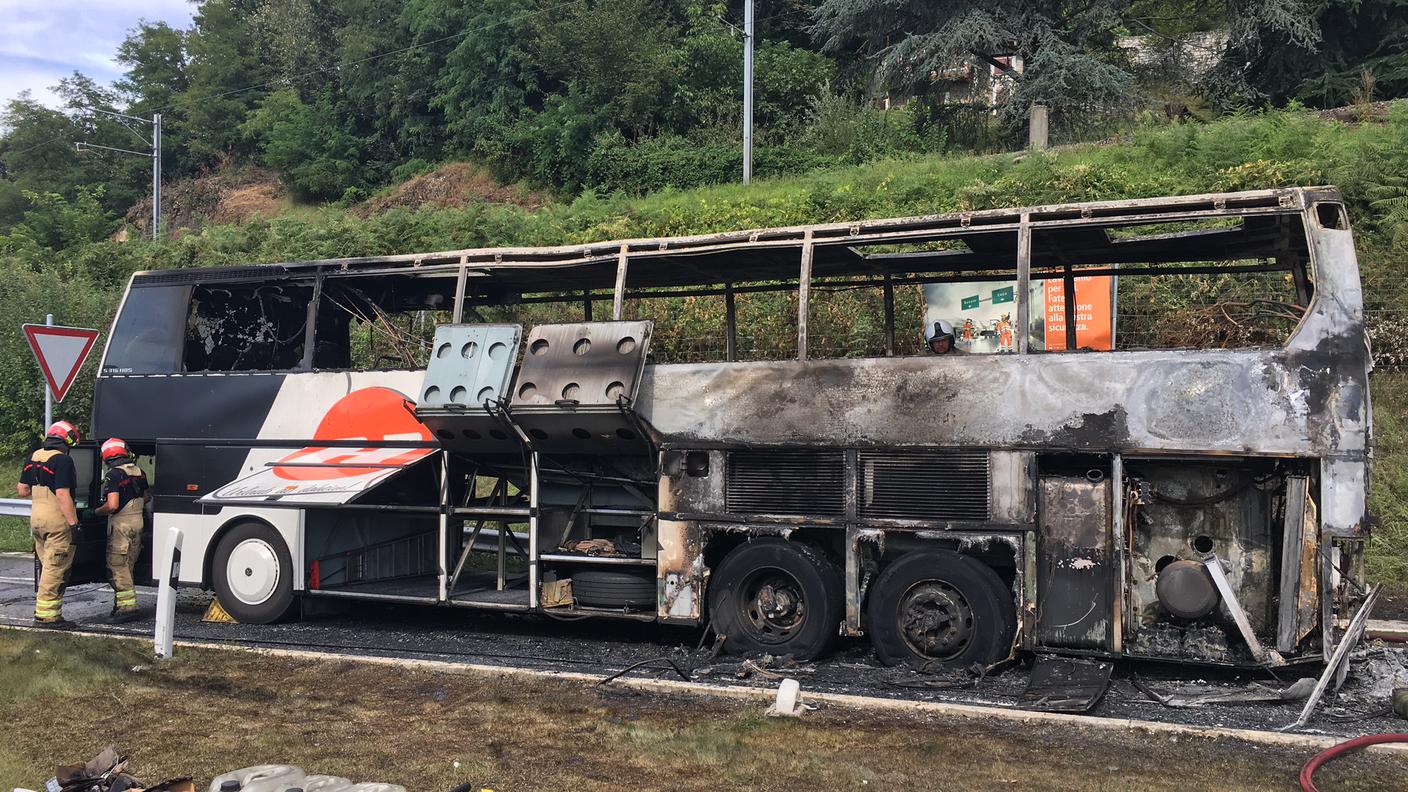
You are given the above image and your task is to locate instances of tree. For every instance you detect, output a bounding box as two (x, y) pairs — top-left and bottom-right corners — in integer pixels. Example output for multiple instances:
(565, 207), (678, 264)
(178, 0), (271, 167)
(1230, 0), (1408, 107)
(116, 21), (189, 114)
(242, 88), (363, 199)
(809, 0), (1325, 133)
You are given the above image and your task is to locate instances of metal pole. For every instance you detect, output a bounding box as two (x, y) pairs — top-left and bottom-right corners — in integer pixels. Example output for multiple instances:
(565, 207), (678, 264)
(43, 313), (52, 428)
(724, 282), (737, 362)
(613, 244), (629, 320)
(151, 113), (162, 240)
(1016, 216), (1031, 354)
(742, 0), (754, 184)
(797, 232), (814, 361)
(882, 275), (896, 356)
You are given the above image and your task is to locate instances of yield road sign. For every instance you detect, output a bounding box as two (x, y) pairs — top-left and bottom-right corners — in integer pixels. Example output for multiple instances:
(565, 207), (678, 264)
(21, 323), (99, 403)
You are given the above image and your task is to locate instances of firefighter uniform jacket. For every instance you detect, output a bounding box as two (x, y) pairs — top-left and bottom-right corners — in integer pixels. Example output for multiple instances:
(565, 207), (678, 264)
(21, 444), (76, 534)
(20, 442), (78, 621)
(102, 460), (148, 525)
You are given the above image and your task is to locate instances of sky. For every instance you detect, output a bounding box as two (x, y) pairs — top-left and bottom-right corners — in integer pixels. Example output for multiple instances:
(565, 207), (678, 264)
(0, 0), (197, 108)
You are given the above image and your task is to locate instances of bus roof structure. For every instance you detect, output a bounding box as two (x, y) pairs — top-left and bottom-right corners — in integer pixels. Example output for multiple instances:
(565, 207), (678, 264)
(130, 186), (1331, 296)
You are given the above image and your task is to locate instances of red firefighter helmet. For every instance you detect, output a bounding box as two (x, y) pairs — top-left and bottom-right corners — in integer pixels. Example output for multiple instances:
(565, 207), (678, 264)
(46, 420), (80, 447)
(101, 437), (130, 461)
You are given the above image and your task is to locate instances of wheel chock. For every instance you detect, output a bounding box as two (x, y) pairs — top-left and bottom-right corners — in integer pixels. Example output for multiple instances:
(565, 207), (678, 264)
(202, 598), (239, 624)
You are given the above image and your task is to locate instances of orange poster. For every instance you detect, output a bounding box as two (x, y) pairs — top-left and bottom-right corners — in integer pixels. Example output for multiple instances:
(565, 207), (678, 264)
(1043, 275), (1114, 351)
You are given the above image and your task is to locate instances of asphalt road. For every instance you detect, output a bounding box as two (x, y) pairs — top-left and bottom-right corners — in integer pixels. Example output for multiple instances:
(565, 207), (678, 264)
(2, 553), (1405, 739)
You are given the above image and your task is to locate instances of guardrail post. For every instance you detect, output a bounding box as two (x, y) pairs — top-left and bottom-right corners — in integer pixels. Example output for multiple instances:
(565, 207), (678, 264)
(154, 526), (182, 659)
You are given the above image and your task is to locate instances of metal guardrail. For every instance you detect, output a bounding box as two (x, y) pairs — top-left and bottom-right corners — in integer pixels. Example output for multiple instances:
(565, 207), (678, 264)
(0, 498), (31, 518)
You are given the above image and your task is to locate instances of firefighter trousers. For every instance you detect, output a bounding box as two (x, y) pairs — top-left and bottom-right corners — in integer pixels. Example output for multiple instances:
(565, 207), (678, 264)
(33, 526), (74, 621)
(107, 517), (142, 612)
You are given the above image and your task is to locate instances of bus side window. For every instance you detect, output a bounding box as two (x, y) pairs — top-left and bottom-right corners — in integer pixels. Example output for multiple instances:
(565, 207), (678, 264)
(101, 285), (191, 375)
(183, 283), (313, 372)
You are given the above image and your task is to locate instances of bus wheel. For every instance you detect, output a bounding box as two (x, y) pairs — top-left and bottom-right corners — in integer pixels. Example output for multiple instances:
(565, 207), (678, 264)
(707, 539), (841, 661)
(866, 551), (1014, 669)
(211, 522), (297, 624)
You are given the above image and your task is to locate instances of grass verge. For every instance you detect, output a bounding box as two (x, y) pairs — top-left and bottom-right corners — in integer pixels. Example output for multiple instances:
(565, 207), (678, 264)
(1369, 372), (1408, 583)
(0, 631), (1401, 791)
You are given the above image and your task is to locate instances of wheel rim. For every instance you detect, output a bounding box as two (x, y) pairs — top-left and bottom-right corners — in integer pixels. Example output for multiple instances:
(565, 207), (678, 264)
(226, 538), (280, 605)
(737, 567), (808, 645)
(897, 580), (974, 660)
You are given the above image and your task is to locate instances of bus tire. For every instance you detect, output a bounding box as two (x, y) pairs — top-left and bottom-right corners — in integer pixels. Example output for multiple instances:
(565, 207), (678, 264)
(707, 538), (841, 661)
(866, 550), (1014, 669)
(211, 522), (297, 624)
(571, 568), (657, 609)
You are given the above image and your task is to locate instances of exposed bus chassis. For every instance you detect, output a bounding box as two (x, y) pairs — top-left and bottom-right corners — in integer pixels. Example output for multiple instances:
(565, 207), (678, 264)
(91, 186), (1373, 673)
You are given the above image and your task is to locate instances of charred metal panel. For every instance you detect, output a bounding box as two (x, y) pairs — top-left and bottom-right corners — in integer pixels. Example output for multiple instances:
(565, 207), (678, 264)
(1126, 461), (1277, 662)
(414, 324), (521, 452)
(1277, 476), (1319, 652)
(656, 520), (704, 623)
(510, 321), (655, 454)
(856, 449), (988, 521)
(725, 449), (845, 516)
(1036, 478), (1113, 650)
(990, 451), (1036, 525)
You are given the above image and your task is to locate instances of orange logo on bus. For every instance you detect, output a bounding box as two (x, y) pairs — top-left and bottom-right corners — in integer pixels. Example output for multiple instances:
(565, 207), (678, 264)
(272, 387), (433, 481)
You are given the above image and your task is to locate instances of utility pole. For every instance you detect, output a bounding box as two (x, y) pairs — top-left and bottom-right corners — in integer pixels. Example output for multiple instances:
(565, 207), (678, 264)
(152, 114), (162, 239)
(75, 109), (162, 240)
(742, 0), (754, 184)
(43, 313), (52, 429)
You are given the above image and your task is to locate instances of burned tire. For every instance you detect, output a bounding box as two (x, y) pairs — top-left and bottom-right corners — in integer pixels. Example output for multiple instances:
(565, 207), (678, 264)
(866, 550), (1015, 669)
(707, 539), (842, 661)
(211, 522), (297, 624)
(572, 568), (657, 609)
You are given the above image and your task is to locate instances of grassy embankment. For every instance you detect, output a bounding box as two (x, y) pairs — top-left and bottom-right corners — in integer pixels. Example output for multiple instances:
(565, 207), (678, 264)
(1, 631), (1401, 791)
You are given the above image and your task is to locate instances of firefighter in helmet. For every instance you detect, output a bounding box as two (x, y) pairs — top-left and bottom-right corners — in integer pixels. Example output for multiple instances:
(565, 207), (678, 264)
(94, 438), (149, 622)
(16, 421), (81, 627)
(927, 320), (963, 355)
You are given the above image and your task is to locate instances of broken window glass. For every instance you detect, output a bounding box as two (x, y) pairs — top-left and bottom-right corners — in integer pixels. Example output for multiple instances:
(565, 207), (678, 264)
(183, 283), (312, 372)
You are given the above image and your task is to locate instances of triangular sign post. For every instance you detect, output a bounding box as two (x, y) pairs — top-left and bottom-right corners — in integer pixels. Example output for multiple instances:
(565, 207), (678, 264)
(21, 323), (100, 403)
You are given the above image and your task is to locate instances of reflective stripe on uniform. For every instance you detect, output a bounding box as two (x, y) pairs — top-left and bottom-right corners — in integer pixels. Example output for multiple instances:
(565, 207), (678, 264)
(114, 589), (137, 606)
(35, 598), (62, 618)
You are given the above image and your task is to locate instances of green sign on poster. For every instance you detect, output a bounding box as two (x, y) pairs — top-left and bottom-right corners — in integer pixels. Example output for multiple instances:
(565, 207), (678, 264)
(961, 295), (980, 310)
(992, 286), (1014, 304)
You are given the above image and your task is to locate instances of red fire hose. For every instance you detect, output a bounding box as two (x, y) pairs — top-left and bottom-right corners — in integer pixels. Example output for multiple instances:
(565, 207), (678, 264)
(1300, 733), (1408, 792)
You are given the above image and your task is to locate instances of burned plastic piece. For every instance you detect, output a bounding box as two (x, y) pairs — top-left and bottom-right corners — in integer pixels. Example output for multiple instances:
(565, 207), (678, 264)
(1202, 553), (1285, 666)
(1019, 656), (1115, 712)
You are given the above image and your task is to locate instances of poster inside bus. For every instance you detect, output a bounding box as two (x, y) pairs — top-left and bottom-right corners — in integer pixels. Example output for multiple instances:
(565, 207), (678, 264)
(922, 274), (1116, 352)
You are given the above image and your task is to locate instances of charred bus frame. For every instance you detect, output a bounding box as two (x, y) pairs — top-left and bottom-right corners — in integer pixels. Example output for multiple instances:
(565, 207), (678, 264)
(85, 186), (1372, 671)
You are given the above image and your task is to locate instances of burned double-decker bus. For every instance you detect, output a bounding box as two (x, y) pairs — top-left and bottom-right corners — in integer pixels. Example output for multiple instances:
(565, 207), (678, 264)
(86, 186), (1371, 676)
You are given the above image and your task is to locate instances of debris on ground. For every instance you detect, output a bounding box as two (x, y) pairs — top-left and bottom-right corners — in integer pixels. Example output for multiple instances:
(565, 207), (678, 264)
(208, 765), (407, 792)
(1132, 677), (1315, 708)
(766, 678), (809, 717)
(21, 746), (194, 792)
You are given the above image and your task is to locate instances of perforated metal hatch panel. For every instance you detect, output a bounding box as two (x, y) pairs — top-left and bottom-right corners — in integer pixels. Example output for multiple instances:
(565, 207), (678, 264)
(414, 324), (523, 453)
(509, 321), (654, 454)
(511, 321), (652, 409)
(418, 324), (521, 408)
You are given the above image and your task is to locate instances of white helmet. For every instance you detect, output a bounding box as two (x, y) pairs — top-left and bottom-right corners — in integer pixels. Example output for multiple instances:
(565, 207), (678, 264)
(927, 319), (956, 341)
